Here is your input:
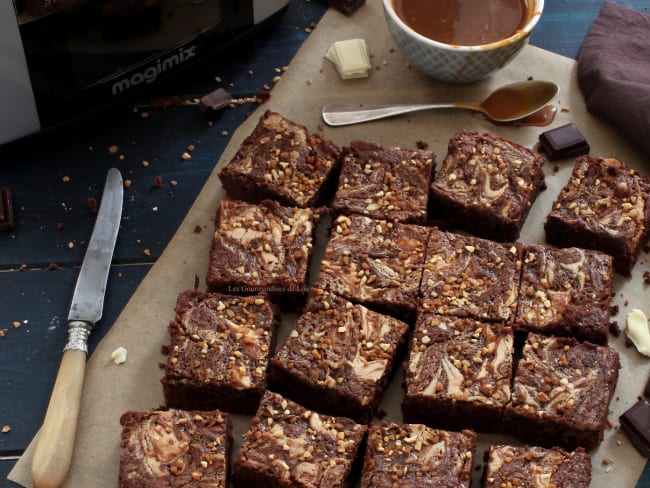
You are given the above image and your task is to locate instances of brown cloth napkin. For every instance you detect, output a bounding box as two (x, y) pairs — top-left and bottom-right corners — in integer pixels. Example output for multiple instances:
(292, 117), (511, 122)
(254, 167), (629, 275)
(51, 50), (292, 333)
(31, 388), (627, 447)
(577, 1), (650, 158)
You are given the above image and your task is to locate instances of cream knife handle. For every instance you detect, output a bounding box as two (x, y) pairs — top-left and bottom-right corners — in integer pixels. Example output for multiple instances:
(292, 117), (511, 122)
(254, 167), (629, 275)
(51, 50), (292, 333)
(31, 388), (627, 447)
(32, 321), (91, 488)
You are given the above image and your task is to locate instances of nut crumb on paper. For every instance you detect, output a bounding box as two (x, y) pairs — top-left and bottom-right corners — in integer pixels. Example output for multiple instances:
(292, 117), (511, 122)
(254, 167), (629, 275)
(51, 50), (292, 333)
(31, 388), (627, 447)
(111, 346), (128, 365)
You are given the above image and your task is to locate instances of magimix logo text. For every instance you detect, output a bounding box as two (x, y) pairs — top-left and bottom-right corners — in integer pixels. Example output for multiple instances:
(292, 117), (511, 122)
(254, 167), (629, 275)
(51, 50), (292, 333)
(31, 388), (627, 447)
(111, 45), (197, 95)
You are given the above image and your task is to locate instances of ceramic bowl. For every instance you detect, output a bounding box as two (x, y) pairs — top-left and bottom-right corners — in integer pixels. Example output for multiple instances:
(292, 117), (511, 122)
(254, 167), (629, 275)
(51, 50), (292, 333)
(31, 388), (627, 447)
(382, 0), (544, 83)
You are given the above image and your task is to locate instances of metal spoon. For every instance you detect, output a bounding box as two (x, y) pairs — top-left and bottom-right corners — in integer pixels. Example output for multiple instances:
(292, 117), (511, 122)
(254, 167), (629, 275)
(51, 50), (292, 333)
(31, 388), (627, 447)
(321, 80), (560, 126)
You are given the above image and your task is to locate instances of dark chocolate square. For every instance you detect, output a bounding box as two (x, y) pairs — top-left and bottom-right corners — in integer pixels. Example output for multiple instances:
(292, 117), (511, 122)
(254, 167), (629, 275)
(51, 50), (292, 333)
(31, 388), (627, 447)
(620, 398), (650, 457)
(538, 123), (590, 160)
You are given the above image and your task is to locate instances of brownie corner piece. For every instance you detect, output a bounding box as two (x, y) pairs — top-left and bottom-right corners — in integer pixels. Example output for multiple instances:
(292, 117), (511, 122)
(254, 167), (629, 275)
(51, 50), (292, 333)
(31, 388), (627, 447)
(118, 408), (232, 488)
(505, 333), (620, 450)
(544, 155), (650, 276)
(428, 129), (546, 242)
(361, 422), (475, 487)
(161, 291), (279, 415)
(270, 292), (410, 423)
(483, 445), (591, 488)
(332, 140), (436, 224)
(516, 244), (613, 344)
(232, 390), (367, 488)
(402, 312), (513, 432)
(218, 110), (342, 207)
(206, 199), (319, 309)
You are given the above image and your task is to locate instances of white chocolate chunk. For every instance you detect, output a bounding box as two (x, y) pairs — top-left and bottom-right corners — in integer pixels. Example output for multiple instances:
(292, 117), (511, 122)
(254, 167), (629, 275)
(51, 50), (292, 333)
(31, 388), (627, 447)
(111, 346), (128, 365)
(626, 309), (650, 357)
(326, 39), (371, 79)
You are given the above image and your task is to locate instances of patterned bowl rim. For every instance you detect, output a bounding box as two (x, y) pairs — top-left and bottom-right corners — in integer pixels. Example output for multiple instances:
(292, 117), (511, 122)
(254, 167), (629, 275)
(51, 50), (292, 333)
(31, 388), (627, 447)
(382, 0), (545, 52)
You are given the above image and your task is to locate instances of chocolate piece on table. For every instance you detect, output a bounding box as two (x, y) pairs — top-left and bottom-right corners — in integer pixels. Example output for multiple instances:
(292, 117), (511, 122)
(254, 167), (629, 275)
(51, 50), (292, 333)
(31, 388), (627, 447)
(326, 0), (366, 16)
(620, 398), (650, 457)
(538, 123), (590, 160)
(198, 88), (232, 113)
(0, 187), (15, 231)
(644, 376), (650, 398)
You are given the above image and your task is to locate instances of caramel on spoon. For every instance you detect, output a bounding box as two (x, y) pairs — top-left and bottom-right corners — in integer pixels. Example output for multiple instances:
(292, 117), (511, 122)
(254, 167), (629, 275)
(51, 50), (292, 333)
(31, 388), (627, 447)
(321, 80), (560, 126)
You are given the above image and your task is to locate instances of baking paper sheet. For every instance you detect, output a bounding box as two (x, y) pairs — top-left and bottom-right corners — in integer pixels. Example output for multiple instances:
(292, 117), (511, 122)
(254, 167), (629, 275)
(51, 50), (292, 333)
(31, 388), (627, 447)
(10, 0), (650, 486)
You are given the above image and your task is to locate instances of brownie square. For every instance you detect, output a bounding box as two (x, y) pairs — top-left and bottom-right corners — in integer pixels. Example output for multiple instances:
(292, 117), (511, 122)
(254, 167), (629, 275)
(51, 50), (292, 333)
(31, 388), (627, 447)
(517, 244), (613, 344)
(312, 214), (431, 322)
(218, 110), (342, 207)
(232, 390), (367, 488)
(505, 333), (620, 450)
(483, 445), (591, 488)
(118, 408), (232, 487)
(332, 140), (436, 224)
(545, 156), (650, 276)
(161, 291), (279, 415)
(428, 129), (546, 241)
(360, 422), (475, 488)
(402, 312), (514, 432)
(206, 199), (320, 308)
(420, 229), (522, 322)
(270, 292), (410, 423)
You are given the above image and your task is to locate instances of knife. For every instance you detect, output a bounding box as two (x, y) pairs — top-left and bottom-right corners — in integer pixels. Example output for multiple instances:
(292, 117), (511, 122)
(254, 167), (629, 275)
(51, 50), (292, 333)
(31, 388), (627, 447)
(31, 168), (123, 488)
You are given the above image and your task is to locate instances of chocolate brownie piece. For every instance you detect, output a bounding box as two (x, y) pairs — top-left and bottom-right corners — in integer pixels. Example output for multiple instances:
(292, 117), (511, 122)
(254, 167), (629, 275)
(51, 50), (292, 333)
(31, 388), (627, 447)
(118, 408), (232, 488)
(517, 244), (613, 344)
(402, 313), (513, 432)
(232, 390), (367, 488)
(428, 129), (546, 242)
(312, 214), (431, 322)
(332, 140), (436, 224)
(270, 292), (410, 423)
(361, 422), (475, 488)
(505, 333), (620, 450)
(206, 199), (320, 309)
(161, 291), (279, 415)
(218, 110), (342, 207)
(545, 156), (650, 276)
(483, 445), (591, 488)
(420, 229), (522, 322)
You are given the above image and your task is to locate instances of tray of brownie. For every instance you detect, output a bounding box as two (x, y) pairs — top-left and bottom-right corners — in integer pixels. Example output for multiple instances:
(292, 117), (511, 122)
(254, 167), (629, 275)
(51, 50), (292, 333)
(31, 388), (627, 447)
(9, 1), (650, 487)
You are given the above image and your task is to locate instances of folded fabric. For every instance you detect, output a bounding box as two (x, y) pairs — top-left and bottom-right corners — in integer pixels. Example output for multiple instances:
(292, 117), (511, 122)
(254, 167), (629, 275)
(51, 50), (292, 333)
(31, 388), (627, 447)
(577, 1), (650, 158)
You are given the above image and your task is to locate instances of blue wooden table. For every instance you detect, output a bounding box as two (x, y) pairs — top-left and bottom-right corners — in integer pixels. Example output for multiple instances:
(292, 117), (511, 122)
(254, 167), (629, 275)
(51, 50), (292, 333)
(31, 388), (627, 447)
(1, 0), (649, 486)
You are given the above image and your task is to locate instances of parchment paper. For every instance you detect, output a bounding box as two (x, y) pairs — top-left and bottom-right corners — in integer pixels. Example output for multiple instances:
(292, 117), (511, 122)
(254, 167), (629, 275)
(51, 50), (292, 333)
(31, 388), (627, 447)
(10, 1), (650, 486)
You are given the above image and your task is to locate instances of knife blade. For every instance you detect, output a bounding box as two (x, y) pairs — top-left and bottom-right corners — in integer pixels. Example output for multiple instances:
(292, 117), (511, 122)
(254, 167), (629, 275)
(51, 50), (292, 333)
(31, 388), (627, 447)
(32, 168), (123, 488)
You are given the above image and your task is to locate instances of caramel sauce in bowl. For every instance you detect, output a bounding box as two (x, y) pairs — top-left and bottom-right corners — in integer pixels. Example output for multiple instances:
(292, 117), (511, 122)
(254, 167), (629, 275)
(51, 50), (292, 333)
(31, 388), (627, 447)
(382, 0), (544, 83)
